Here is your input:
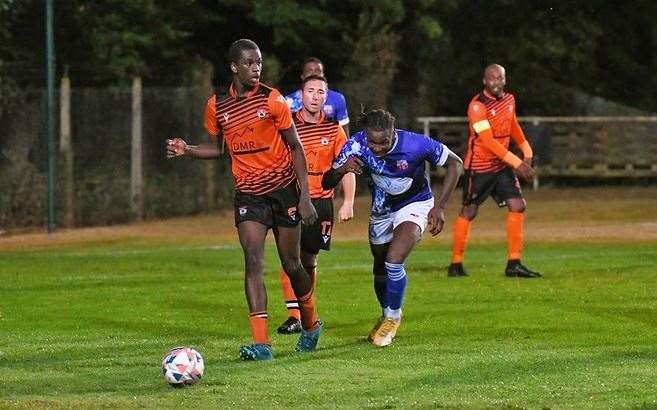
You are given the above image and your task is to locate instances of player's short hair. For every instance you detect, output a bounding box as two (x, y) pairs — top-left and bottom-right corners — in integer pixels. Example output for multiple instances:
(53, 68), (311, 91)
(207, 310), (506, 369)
(228, 39), (259, 63)
(301, 75), (328, 90)
(303, 57), (324, 67)
(358, 108), (395, 131)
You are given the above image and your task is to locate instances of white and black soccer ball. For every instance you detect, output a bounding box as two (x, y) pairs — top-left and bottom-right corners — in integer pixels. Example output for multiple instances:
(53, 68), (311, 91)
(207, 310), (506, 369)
(161, 346), (204, 386)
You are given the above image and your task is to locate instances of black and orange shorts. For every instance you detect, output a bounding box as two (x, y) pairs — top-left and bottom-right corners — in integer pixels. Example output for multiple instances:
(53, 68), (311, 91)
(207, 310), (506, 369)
(234, 181), (301, 228)
(462, 168), (522, 207)
(300, 198), (334, 255)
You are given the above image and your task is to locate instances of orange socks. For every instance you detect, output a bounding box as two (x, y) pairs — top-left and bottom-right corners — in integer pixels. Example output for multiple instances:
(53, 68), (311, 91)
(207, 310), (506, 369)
(507, 211), (524, 260)
(298, 289), (319, 330)
(248, 312), (270, 345)
(278, 270), (301, 320)
(451, 216), (472, 264)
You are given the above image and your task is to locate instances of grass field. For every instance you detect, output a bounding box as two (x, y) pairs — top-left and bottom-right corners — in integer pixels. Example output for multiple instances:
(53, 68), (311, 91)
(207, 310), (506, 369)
(1, 187), (657, 409)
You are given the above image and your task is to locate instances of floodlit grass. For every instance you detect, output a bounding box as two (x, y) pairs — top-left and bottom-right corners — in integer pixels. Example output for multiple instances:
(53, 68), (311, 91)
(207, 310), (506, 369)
(2, 236), (657, 408)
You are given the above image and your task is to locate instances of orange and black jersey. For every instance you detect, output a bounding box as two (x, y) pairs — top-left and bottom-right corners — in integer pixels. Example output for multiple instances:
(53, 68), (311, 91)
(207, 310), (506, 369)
(464, 90), (532, 173)
(204, 82), (294, 195)
(294, 111), (347, 199)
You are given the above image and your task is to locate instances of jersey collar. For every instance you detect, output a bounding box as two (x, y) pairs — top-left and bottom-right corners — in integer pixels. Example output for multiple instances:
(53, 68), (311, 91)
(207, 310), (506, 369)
(295, 109), (325, 124)
(385, 130), (399, 155)
(229, 81), (260, 98)
(483, 89), (505, 101)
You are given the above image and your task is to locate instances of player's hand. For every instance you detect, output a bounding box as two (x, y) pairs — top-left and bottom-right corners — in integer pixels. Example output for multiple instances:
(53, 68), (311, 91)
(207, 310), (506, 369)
(338, 201), (354, 222)
(166, 138), (188, 158)
(515, 162), (536, 182)
(426, 206), (445, 236)
(298, 196), (318, 226)
(339, 157), (364, 176)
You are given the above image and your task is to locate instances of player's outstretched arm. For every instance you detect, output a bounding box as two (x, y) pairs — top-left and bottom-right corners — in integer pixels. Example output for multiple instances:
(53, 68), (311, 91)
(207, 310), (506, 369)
(427, 151), (463, 236)
(322, 157), (363, 190)
(166, 137), (221, 159)
(280, 125), (317, 225)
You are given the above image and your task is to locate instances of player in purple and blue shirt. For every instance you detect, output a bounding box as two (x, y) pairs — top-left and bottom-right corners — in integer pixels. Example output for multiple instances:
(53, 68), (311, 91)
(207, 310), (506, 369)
(285, 57), (350, 136)
(323, 109), (463, 347)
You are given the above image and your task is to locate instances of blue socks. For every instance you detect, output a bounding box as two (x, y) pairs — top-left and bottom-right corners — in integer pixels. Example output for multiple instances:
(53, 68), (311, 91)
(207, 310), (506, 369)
(384, 262), (406, 319)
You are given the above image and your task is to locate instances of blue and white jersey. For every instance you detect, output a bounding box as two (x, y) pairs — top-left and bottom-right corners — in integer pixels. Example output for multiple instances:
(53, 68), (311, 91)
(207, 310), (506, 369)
(286, 89), (349, 126)
(332, 129), (449, 215)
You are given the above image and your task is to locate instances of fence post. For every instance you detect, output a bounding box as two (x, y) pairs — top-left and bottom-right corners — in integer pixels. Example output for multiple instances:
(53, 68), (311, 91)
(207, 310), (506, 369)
(59, 75), (74, 227)
(131, 76), (143, 220)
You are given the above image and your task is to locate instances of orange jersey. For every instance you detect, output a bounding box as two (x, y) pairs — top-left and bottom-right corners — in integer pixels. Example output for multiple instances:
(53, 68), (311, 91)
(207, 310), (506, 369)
(294, 111), (347, 199)
(464, 91), (530, 173)
(204, 82), (294, 195)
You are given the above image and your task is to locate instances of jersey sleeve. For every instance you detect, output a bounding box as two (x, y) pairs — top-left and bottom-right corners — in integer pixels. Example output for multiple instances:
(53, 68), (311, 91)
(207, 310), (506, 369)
(468, 101), (522, 168)
(269, 90), (293, 130)
(285, 90), (302, 113)
(333, 92), (350, 126)
(511, 112), (533, 159)
(203, 95), (219, 138)
(332, 134), (364, 169)
(420, 134), (449, 167)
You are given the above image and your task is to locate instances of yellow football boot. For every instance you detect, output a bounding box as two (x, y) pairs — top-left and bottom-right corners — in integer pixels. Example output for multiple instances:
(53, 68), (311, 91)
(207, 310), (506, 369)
(370, 317), (401, 347)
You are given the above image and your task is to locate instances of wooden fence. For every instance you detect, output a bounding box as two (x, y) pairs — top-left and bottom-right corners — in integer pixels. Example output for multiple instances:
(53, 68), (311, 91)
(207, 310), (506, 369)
(417, 116), (657, 182)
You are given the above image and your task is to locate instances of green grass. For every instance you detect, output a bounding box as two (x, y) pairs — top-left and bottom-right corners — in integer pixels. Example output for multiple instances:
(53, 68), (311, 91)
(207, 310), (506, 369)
(2, 238), (657, 409)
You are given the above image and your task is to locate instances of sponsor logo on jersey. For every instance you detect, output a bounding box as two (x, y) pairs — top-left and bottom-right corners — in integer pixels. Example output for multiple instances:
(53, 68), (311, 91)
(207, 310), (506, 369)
(256, 109), (267, 119)
(396, 159), (408, 171)
(323, 104), (334, 115)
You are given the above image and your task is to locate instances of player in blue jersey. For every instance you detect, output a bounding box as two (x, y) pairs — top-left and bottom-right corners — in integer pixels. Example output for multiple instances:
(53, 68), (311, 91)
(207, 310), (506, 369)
(286, 57), (350, 136)
(322, 109), (463, 347)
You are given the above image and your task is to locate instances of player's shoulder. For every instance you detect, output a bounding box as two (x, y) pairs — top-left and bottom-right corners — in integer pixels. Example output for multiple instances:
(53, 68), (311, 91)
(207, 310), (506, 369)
(213, 86), (232, 104)
(397, 129), (440, 148)
(285, 89), (301, 101)
(322, 116), (341, 127)
(469, 93), (487, 109)
(327, 89), (346, 100)
(347, 130), (367, 147)
(503, 91), (516, 104)
(258, 83), (289, 106)
(397, 129), (425, 139)
(257, 82), (280, 97)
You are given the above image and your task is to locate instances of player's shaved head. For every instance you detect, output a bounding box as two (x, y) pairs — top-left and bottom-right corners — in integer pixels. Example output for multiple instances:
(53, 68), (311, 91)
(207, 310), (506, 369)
(484, 64), (505, 77)
(483, 64), (506, 98)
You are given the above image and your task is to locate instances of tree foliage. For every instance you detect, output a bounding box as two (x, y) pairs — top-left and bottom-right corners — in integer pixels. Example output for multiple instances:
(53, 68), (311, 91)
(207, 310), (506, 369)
(1, 0), (656, 119)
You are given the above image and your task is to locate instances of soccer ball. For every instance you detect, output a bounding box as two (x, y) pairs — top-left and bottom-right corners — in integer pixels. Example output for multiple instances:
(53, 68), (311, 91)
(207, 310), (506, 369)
(161, 346), (204, 386)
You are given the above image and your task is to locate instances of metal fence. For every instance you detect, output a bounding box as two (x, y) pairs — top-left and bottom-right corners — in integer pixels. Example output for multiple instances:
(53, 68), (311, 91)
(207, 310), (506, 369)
(3, 80), (656, 230)
(0, 80), (233, 230)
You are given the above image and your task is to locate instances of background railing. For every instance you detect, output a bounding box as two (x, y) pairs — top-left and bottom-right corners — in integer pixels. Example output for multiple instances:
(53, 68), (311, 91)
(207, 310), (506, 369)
(417, 116), (657, 183)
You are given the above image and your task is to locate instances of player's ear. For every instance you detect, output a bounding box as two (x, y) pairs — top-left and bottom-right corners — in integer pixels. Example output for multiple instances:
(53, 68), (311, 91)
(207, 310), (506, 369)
(231, 62), (238, 74)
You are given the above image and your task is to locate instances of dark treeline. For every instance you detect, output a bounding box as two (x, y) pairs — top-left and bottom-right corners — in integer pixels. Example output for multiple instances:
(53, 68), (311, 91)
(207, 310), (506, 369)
(2, 0), (656, 121)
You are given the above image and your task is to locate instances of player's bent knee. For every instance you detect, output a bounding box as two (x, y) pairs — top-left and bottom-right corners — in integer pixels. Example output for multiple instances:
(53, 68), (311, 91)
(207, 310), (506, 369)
(282, 259), (303, 277)
(460, 206), (478, 220)
(508, 199), (526, 213)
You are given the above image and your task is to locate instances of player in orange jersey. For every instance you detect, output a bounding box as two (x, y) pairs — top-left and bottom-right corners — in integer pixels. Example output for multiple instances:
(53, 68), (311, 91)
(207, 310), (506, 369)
(275, 75), (356, 334)
(166, 39), (322, 360)
(448, 64), (541, 278)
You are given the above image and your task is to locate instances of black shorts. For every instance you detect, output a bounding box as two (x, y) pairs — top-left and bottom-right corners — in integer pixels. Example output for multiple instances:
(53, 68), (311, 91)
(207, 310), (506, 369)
(300, 198), (334, 255)
(234, 181), (301, 228)
(462, 168), (523, 207)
